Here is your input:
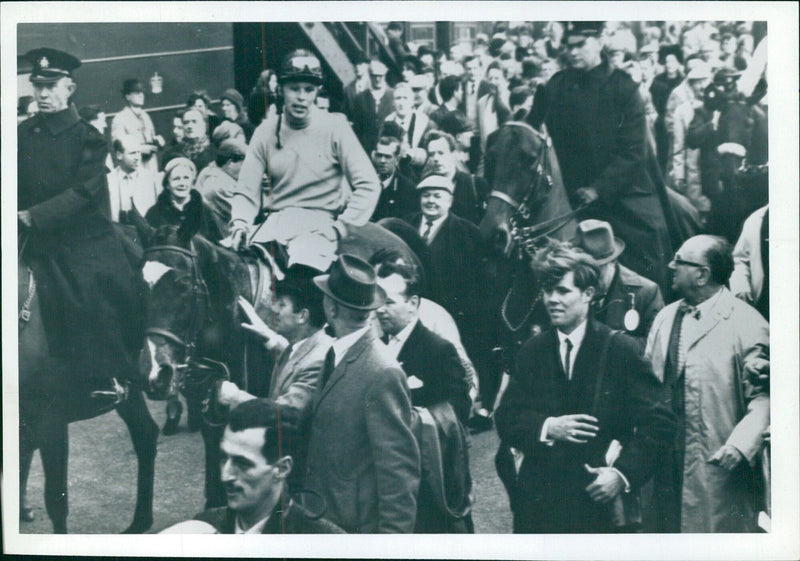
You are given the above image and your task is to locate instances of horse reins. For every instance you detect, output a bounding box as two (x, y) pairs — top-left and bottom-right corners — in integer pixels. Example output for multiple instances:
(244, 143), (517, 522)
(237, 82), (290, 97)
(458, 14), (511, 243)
(143, 242), (210, 367)
(487, 121), (588, 259)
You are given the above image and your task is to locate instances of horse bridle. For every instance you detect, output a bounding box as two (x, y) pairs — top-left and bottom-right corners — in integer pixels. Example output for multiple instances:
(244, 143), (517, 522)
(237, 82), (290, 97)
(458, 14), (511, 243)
(488, 121), (587, 259)
(143, 242), (210, 367)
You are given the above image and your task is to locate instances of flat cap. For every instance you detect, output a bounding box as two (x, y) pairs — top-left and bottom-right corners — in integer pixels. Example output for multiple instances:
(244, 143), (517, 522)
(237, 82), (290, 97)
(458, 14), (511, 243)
(416, 174), (454, 194)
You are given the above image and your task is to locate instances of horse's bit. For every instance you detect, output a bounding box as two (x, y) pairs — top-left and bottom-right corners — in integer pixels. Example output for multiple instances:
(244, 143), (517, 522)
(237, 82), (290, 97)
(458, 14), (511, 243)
(143, 242), (210, 391)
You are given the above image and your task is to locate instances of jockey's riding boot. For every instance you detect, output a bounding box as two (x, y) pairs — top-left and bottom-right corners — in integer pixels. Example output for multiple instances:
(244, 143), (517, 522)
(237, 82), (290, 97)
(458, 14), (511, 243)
(187, 399), (202, 432)
(162, 398), (183, 436)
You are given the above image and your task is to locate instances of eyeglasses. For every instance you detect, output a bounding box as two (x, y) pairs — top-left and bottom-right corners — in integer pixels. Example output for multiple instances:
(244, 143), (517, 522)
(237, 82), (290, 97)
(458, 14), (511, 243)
(670, 254), (707, 268)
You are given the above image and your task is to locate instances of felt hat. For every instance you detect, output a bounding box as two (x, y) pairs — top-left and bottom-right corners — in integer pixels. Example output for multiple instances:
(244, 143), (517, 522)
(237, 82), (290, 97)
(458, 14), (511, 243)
(572, 219), (625, 265)
(313, 254), (386, 310)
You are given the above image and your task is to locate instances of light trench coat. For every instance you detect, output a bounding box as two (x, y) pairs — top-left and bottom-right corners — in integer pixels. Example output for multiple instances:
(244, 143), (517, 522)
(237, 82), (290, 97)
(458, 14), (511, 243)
(645, 288), (769, 532)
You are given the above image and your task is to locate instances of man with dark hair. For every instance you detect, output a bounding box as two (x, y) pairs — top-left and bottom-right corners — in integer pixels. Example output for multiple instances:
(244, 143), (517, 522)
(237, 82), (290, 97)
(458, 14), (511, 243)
(646, 235), (769, 532)
(370, 135), (418, 222)
(509, 85), (533, 121)
(429, 75), (464, 127)
(305, 255), (420, 533)
(162, 400), (344, 534)
(495, 245), (674, 533)
(375, 261), (471, 422)
(218, 267), (333, 424)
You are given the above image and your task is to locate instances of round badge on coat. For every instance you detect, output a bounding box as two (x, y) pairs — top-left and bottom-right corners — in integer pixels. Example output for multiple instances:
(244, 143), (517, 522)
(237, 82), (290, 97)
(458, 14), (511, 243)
(623, 309), (640, 332)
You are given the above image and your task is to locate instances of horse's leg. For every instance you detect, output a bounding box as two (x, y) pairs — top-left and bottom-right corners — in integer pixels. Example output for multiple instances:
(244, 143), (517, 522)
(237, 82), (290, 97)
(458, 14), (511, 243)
(37, 410), (69, 534)
(201, 422), (226, 509)
(116, 390), (158, 534)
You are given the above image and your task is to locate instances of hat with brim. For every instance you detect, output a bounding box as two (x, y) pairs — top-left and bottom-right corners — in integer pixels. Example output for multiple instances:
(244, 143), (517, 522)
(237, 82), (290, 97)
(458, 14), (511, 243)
(572, 219), (625, 265)
(313, 254), (385, 310)
(565, 21), (604, 46)
(25, 47), (81, 84)
(416, 174), (455, 195)
(122, 78), (145, 95)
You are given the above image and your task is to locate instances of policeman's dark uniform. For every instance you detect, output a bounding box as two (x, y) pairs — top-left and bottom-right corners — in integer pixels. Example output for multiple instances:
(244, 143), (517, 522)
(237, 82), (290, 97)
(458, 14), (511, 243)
(18, 49), (144, 407)
(529, 22), (674, 295)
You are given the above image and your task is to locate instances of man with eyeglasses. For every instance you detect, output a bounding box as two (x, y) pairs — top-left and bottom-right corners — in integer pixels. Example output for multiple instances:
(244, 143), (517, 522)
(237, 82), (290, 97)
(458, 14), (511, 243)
(645, 235), (769, 532)
(226, 50), (380, 272)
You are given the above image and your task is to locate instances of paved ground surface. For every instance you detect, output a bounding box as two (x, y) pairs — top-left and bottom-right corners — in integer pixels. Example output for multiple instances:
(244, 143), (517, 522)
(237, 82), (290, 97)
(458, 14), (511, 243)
(20, 396), (512, 534)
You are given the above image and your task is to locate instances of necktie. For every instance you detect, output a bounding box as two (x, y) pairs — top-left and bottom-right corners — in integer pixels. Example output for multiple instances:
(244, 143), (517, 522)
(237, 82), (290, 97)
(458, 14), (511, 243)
(666, 305), (688, 382)
(470, 82), (476, 95)
(407, 113), (416, 146)
(319, 347), (336, 390)
(564, 338), (573, 380)
(421, 219), (434, 244)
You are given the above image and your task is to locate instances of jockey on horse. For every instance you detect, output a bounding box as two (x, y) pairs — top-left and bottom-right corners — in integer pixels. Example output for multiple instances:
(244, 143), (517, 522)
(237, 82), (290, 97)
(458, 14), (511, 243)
(223, 49), (381, 274)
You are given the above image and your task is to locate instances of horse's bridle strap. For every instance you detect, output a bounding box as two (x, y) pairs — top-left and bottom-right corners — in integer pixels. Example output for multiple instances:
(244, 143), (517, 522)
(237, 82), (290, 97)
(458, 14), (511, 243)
(144, 245), (197, 258)
(489, 190), (521, 209)
(145, 328), (188, 348)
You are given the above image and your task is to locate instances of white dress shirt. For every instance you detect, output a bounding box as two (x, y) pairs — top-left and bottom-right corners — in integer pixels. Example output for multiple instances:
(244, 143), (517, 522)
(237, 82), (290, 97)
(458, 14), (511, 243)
(418, 214), (447, 244)
(331, 325), (371, 367)
(385, 317), (418, 359)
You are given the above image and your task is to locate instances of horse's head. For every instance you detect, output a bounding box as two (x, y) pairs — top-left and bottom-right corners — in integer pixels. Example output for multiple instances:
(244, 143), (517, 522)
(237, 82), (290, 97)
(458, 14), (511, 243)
(480, 121), (551, 258)
(138, 223), (211, 398)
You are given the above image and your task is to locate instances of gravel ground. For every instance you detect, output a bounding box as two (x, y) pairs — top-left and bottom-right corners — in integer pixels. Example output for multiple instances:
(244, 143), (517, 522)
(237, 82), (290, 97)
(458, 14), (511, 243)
(20, 397), (512, 534)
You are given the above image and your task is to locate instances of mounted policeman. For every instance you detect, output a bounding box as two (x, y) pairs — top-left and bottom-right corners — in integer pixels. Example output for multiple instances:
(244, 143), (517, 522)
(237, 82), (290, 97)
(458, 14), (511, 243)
(18, 47), (146, 404)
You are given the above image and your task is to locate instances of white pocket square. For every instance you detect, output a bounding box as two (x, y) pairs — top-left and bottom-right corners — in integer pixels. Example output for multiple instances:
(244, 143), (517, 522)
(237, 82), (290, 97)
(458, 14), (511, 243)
(407, 375), (424, 389)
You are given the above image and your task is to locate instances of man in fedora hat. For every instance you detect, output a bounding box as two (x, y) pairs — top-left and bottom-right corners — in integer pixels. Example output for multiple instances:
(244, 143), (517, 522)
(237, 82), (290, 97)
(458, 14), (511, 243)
(111, 77), (164, 174)
(573, 219), (664, 348)
(303, 254), (420, 533)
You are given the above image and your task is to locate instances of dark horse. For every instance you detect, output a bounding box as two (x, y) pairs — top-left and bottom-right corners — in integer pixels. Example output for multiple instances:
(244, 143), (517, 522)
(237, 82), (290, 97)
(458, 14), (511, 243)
(481, 121), (579, 346)
(714, 99), (769, 242)
(138, 219), (422, 509)
(18, 244), (158, 534)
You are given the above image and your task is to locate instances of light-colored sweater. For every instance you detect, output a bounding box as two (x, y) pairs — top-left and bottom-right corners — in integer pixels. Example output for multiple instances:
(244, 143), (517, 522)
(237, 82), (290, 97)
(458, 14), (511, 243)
(230, 109), (380, 231)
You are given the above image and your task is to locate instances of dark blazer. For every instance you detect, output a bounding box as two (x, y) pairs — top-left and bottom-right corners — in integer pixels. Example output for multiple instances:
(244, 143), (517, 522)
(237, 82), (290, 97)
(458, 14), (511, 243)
(194, 495), (345, 534)
(350, 87), (395, 153)
(593, 263), (664, 349)
(452, 170), (490, 225)
(304, 330), (420, 533)
(397, 320), (471, 423)
(405, 212), (487, 332)
(494, 319), (675, 533)
(371, 171), (419, 222)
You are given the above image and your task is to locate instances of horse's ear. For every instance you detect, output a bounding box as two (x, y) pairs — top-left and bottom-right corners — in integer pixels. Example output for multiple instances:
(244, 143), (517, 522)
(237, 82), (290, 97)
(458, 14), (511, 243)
(177, 196), (203, 243)
(128, 206), (156, 247)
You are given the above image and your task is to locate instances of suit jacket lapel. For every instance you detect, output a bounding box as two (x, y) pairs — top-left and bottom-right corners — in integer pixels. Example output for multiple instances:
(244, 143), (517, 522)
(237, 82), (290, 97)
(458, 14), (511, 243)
(396, 320), (423, 372)
(275, 330), (322, 396)
(313, 330), (373, 411)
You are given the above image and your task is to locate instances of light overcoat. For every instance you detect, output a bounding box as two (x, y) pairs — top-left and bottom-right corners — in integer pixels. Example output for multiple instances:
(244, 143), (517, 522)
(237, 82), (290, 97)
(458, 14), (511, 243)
(645, 288), (770, 532)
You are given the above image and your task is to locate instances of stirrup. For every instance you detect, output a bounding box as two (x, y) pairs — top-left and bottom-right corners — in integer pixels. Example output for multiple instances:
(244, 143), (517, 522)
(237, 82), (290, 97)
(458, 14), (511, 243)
(90, 377), (129, 405)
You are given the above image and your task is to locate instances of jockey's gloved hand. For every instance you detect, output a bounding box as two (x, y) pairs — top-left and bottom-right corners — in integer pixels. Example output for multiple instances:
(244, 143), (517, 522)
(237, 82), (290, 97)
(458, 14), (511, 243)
(221, 222), (251, 250)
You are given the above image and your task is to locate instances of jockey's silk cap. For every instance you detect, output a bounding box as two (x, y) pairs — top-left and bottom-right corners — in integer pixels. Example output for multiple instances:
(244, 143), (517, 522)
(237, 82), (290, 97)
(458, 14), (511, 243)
(572, 219), (626, 266)
(25, 48), (81, 84)
(313, 254), (386, 311)
(416, 174), (455, 194)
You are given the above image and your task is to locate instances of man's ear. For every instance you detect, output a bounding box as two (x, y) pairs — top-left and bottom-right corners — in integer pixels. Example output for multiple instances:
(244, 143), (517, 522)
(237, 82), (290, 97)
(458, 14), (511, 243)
(583, 286), (596, 303)
(297, 307), (310, 325)
(276, 456), (293, 479)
